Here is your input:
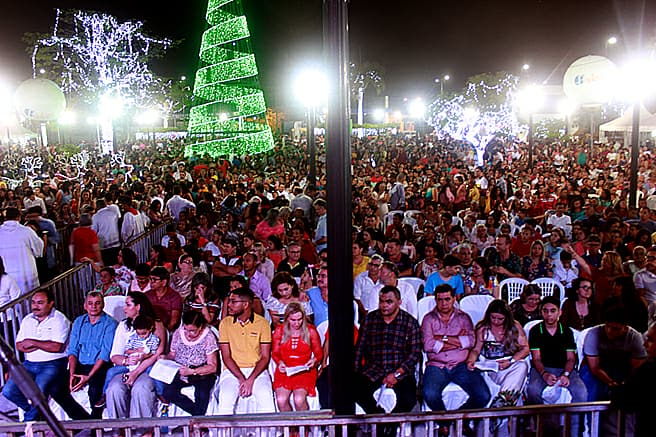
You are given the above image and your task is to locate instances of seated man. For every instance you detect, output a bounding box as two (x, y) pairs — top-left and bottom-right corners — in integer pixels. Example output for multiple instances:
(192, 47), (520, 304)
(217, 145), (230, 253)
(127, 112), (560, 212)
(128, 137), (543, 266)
(2, 289), (90, 421)
(421, 284), (490, 412)
(354, 285), (422, 437)
(526, 296), (587, 434)
(67, 292), (117, 418)
(216, 287), (275, 414)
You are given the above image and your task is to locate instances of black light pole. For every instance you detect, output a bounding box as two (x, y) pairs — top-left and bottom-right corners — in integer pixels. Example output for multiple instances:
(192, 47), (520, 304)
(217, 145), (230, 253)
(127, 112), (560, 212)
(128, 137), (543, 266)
(307, 106), (317, 185)
(629, 102), (640, 208)
(324, 0), (354, 415)
(527, 112), (533, 168)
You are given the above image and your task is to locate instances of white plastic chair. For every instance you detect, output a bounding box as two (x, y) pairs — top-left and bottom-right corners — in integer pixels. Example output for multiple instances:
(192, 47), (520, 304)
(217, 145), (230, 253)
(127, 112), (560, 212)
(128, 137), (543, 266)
(103, 295), (127, 321)
(523, 319), (542, 342)
(576, 327), (593, 369)
(499, 278), (529, 303)
(459, 295), (494, 326)
(398, 277), (425, 298)
(531, 277), (566, 302)
(316, 320), (328, 346)
(417, 296), (436, 323)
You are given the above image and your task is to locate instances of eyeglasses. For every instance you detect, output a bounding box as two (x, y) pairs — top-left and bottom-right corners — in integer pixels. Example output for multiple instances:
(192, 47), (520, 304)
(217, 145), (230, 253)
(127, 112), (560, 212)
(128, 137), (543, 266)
(579, 285), (592, 290)
(149, 277), (164, 282)
(181, 260), (194, 264)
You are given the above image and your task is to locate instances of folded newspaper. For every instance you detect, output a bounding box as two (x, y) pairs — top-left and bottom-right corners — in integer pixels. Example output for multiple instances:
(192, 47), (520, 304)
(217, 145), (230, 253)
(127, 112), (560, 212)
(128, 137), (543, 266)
(149, 359), (182, 384)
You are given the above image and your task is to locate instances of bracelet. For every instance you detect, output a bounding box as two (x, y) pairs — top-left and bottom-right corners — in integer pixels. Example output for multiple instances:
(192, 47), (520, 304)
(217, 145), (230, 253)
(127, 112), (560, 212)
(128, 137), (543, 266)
(540, 370), (546, 376)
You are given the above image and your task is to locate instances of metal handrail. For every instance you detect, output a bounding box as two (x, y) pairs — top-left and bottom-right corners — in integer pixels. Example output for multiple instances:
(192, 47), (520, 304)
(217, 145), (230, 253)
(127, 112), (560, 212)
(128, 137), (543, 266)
(0, 402), (619, 437)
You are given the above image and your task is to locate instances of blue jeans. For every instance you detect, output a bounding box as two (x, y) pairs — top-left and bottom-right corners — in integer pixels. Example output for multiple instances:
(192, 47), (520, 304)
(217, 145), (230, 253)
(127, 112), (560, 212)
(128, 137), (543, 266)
(422, 362), (491, 411)
(103, 365), (129, 392)
(2, 358), (89, 421)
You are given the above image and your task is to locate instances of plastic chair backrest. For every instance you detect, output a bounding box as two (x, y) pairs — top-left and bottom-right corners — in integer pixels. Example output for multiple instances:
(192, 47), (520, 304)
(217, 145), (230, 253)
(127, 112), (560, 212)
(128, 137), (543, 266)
(459, 295), (494, 326)
(103, 295), (127, 321)
(531, 277), (566, 302)
(418, 296), (436, 324)
(398, 277), (426, 298)
(499, 278), (529, 303)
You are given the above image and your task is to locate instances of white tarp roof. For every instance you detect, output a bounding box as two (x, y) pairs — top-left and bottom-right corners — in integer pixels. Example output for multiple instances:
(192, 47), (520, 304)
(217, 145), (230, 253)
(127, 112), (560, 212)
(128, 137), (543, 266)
(599, 105), (656, 133)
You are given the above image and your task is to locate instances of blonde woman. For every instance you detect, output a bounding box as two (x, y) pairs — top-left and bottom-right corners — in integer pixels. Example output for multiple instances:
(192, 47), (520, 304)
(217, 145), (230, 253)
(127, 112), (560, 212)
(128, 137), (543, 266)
(521, 240), (552, 281)
(271, 303), (322, 412)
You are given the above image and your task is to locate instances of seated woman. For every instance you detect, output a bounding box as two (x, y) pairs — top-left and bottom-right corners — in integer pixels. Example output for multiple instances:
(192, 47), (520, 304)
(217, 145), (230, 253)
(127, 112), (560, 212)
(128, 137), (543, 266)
(464, 256), (499, 298)
(183, 272), (221, 325)
(510, 284), (542, 326)
(162, 311), (218, 416)
(92, 267), (124, 296)
(170, 254), (197, 298)
(467, 300), (529, 413)
(106, 292), (167, 434)
(560, 278), (601, 331)
(266, 272), (313, 328)
(271, 303), (322, 412)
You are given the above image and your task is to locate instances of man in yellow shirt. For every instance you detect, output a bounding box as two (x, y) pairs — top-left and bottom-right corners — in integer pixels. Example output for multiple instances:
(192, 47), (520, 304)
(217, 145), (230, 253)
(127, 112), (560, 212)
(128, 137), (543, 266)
(216, 287), (275, 414)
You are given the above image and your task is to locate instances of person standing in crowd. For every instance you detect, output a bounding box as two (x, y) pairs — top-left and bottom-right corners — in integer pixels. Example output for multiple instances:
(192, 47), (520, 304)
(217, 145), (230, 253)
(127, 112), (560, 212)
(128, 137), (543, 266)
(388, 173), (406, 211)
(165, 185), (196, 222)
(67, 292), (117, 418)
(0, 207), (44, 295)
(354, 285), (421, 437)
(313, 199), (327, 252)
(2, 289), (90, 421)
(92, 198), (121, 266)
(0, 256), (20, 306)
(25, 205), (60, 282)
(216, 287), (275, 415)
(120, 195), (146, 244)
(69, 213), (102, 266)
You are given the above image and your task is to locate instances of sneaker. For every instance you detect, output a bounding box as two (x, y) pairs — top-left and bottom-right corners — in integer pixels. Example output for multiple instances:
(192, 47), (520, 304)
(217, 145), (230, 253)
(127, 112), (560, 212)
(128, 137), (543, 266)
(160, 403), (169, 417)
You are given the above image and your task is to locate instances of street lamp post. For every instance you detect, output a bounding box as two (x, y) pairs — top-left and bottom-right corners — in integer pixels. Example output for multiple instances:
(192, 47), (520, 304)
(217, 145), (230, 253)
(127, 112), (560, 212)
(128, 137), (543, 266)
(434, 74), (450, 96)
(295, 69), (327, 186)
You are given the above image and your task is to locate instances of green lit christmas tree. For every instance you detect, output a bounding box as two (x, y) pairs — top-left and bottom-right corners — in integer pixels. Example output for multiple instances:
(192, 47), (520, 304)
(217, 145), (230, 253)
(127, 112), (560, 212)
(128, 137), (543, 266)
(186, 0), (274, 158)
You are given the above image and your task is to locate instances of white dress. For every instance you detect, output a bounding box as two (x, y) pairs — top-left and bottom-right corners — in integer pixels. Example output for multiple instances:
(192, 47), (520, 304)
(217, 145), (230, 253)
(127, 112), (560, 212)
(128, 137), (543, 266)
(0, 221), (44, 295)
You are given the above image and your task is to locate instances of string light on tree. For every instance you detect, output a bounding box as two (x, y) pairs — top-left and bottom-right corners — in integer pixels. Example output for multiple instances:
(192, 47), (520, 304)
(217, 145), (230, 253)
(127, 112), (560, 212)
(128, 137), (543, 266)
(186, 0), (274, 158)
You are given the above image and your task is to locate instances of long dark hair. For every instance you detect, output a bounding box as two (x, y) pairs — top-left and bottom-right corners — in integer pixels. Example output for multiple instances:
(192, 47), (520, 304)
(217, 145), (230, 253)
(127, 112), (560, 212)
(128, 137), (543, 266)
(0, 256), (6, 276)
(476, 299), (523, 355)
(126, 291), (159, 329)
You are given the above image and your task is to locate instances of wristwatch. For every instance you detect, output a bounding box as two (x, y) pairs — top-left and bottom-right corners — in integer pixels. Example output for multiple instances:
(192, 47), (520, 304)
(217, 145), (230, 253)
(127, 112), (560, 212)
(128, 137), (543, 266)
(442, 335), (449, 342)
(393, 371), (402, 379)
(562, 371), (570, 377)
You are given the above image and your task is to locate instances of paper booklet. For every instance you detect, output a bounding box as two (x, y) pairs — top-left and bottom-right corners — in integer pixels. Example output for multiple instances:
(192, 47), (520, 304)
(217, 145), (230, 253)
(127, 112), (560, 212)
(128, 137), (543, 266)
(149, 359), (182, 384)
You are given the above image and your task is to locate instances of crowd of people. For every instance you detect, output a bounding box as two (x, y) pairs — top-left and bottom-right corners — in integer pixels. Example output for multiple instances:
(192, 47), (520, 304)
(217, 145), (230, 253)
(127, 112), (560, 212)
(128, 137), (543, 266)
(1, 132), (656, 436)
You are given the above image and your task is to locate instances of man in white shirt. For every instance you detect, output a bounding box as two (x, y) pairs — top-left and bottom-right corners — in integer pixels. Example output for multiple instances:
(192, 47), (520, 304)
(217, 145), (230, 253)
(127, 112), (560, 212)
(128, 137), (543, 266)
(546, 203), (572, 239)
(92, 198), (121, 266)
(22, 187), (47, 215)
(165, 185), (196, 221)
(2, 289), (90, 421)
(0, 207), (44, 295)
(353, 254), (383, 316)
(119, 195), (145, 243)
(367, 261), (417, 319)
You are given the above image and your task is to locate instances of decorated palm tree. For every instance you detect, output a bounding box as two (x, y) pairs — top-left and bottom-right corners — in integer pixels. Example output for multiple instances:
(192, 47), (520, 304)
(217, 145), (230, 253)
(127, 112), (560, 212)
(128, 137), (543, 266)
(350, 62), (385, 136)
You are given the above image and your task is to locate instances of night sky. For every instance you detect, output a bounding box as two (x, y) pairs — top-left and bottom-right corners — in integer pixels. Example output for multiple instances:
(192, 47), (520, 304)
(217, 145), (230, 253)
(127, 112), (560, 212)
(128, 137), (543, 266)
(0, 0), (654, 115)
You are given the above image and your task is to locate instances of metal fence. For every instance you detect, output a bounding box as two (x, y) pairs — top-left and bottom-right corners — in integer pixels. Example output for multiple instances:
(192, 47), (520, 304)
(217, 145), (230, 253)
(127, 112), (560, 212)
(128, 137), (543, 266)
(125, 220), (168, 265)
(0, 402), (621, 437)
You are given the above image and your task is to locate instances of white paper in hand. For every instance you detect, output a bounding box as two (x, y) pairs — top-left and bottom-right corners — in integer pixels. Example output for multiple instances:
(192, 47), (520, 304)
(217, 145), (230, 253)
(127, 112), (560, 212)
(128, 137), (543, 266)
(149, 359), (182, 384)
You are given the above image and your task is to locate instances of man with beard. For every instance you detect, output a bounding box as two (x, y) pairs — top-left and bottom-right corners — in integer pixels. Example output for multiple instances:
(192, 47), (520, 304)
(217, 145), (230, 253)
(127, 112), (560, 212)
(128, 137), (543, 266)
(216, 287), (275, 415)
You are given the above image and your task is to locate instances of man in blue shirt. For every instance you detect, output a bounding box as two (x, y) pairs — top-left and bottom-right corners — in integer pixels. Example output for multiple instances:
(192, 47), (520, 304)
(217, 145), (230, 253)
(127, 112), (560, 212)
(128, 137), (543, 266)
(67, 292), (118, 418)
(307, 266), (329, 326)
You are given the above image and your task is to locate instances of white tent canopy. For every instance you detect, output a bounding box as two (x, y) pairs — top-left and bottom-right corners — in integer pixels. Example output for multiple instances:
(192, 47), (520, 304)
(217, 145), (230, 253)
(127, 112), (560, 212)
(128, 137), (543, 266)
(599, 105), (656, 133)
